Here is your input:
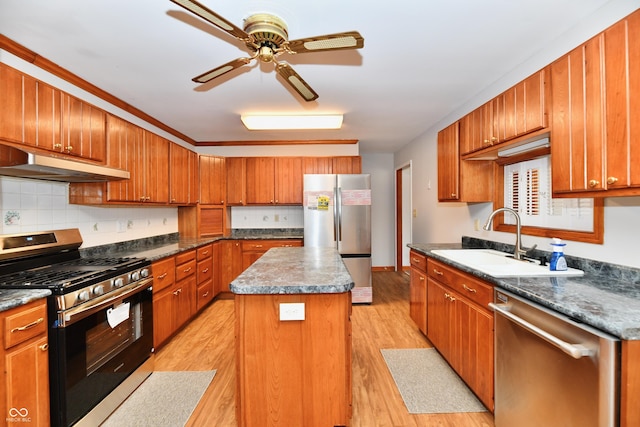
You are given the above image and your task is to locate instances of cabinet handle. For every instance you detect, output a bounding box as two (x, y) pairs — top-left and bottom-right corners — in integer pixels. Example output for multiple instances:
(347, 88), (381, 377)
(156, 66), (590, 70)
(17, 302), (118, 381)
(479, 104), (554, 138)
(173, 288), (182, 296)
(157, 272), (168, 280)
(202, 292), (210, 298)
(607, 176), (618, 185)
(40, 343), (49, 352)
(463, 284), (477, 293)
(450, 193), (457, 198)
(65, 145), (73, 151)
(411, 257), (421, 263)
(54, 143), (62, 149)
(432, 268), (444, 276)
(419, 276), (425, 281)
(444, 293), (456, 302)
(183, 267), (192, 273)
(202, 250), (209, 256)
(201, 268), (209, 273)
(588, 179), (600, 188)
(255, 245), (263, 248)
(11, 317), (44, 333)
(491, 136), (498, 142)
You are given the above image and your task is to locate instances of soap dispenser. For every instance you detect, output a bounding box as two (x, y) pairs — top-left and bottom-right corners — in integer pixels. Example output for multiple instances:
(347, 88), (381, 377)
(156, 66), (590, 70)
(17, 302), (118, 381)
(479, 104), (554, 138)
(549, 238), (567, 271)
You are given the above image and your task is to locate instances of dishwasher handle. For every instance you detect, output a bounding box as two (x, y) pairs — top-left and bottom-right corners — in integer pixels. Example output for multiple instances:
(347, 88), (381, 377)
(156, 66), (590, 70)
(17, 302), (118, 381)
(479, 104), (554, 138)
(489, 302), (595, 359)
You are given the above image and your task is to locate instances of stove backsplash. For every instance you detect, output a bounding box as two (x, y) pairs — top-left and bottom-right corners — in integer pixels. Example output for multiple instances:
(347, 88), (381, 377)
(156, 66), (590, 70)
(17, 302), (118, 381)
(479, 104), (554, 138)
(0, 176), (178, 247)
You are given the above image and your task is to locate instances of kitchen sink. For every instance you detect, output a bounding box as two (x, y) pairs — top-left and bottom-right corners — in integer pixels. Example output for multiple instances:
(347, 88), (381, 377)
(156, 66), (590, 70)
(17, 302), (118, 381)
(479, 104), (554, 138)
(430, 249), (584, 278)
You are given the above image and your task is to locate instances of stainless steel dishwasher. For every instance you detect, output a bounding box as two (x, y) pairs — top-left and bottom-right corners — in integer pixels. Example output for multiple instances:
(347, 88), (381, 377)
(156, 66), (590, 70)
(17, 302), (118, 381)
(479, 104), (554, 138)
(490, 289), (619, 427)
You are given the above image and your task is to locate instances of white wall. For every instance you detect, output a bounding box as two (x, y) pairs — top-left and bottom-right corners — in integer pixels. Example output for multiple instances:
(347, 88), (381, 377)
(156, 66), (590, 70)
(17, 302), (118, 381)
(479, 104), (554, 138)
(361, 153), (395, 268)
(395, 0), (640, 269)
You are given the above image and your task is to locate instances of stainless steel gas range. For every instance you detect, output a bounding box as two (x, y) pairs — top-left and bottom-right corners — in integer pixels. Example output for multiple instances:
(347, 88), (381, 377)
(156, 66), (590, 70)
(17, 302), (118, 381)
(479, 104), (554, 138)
(0, 229), (154, 427)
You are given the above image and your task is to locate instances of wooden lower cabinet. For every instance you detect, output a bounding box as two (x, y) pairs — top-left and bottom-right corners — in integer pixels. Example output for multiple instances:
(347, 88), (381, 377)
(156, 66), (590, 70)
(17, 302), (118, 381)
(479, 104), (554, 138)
(235, 292), (352, 427)
(409, 250), (427, 334)
(241, 239), (303, 270)
(1, 299), (50, 427)
(152, 250), (196, 348)
(425, 257), (494, 411)
(196, 244), (214, 311)
(219, 240), (243, 293)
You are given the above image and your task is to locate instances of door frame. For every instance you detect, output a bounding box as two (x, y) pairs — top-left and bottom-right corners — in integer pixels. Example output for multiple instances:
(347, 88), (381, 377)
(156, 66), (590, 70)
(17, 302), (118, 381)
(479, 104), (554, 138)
(395, 161), (411, 272)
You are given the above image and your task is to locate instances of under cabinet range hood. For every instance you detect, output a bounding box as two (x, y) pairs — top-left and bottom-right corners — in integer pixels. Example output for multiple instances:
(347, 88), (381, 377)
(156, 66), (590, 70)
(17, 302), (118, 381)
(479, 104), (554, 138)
(0, 146), (129, 182)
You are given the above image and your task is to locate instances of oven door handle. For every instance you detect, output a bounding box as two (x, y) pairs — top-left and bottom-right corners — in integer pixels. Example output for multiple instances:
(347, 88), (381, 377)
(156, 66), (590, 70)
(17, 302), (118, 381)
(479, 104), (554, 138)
(489, 302), (594, 359)
(60, 278), (153, 327)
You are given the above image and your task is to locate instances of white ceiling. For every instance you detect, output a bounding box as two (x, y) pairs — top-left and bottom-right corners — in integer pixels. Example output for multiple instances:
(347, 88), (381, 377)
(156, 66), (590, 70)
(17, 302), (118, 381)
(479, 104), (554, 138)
(0, 0), (619, 153)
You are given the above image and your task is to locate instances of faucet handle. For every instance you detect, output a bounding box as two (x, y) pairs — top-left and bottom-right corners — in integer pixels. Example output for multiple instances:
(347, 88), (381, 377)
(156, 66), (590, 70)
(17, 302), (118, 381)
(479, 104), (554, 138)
(524, 244), (537, 255)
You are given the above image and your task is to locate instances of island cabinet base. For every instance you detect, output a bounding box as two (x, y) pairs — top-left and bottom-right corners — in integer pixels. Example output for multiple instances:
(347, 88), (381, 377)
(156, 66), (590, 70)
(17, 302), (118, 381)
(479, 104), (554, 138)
(235, 292), (352, 427)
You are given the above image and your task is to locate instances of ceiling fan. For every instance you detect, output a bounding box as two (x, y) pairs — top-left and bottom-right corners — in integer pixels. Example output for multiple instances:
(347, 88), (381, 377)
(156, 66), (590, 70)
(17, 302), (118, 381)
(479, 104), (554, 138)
(170, 0), (364, 101)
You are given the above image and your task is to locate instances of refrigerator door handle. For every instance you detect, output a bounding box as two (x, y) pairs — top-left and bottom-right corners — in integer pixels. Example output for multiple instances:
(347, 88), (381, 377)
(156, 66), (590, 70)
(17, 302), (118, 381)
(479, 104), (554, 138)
(336, 187), (342, 242)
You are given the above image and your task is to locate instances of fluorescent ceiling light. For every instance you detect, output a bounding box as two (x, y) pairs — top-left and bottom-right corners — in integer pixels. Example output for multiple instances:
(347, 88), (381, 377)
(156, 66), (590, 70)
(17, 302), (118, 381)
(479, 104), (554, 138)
(498, 137), (550, 157)
(241, 114), (343, 130)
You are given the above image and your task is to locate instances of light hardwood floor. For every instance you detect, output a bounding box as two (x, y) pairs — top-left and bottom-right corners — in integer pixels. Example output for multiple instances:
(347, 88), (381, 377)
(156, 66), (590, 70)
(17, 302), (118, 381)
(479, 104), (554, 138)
(153, 271), (495, 427)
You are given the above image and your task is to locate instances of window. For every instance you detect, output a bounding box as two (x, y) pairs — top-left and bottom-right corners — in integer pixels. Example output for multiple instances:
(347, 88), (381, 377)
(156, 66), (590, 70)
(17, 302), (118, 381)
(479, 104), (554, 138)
(494, 153), (603, 244)
(503, 156), (594, 232)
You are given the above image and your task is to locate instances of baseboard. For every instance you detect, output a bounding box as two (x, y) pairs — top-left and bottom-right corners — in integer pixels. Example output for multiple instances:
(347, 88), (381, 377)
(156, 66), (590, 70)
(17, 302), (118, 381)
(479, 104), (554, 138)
(372, 266), (395, 272)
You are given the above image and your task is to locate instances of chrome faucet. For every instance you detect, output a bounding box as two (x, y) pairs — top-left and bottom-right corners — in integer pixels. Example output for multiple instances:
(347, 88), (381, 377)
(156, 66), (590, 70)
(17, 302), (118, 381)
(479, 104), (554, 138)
(483, 207), (532, 260)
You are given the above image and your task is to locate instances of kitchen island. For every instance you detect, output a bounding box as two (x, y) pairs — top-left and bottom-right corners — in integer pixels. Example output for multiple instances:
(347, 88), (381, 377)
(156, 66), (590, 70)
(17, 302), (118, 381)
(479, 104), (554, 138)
(230, 246), (354, 427)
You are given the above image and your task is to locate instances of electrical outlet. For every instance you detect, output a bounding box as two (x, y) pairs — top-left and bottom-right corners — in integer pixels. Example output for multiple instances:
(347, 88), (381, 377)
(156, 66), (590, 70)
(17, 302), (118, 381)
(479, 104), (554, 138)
(412, 209), (417, 218)
(279, 303), (305, 321)
(274, 214), (279, 222)
(117, 220), (127, 233)
(474, 219), (480, 231)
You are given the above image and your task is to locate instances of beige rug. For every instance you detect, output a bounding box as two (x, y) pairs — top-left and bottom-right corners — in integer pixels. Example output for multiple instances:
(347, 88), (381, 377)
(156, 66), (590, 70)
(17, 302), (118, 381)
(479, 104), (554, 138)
(102, 370), (216, 426)
(381, 348), (487, 414)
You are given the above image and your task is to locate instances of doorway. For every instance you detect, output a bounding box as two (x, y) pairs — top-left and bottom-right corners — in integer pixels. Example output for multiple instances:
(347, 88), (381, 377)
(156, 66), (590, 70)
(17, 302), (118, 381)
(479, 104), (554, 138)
(395, 162), (412, 273)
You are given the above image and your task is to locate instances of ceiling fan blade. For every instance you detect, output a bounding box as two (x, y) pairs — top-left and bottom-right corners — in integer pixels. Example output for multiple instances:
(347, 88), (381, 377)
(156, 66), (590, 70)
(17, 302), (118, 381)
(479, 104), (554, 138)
(286, 31), (364, 54)
(170, 0), (250, 40)
(193, 57), (252, 83)
(276, 63), (318, 102)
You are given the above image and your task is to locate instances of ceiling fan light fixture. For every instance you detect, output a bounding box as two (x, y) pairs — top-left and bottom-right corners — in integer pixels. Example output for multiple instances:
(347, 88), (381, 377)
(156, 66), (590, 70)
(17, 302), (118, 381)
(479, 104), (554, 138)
(241, 114), (343, 130)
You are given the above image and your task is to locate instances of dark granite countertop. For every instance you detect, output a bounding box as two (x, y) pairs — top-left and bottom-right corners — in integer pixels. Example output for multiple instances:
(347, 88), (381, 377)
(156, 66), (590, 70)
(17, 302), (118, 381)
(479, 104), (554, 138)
(0, 229), (305, 312)
(0, 289), (51, 313)
(230, 247), (354, 295)
(409, 238), (640, 340)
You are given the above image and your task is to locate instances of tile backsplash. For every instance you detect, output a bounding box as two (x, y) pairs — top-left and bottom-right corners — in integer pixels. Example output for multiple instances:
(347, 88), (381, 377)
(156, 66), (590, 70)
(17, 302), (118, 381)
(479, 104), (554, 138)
(231, 205), (304, 229)
(0, 176), (178, 248)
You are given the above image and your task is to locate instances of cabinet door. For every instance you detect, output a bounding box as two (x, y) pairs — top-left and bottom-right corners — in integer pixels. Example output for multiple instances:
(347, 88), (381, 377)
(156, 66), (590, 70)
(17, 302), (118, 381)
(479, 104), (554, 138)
(60, 93), (106, 162)
(275, 157), (302, 204)
(246, 157), (275, 204)
(426, 278), (454, 362)
(521, 70), (547, 136)
(173, 276), (195, 330)
(33, 81), (62, 152)
(226, 157), (246, 205)
(220, 240), (243, 292)
(302, 157), (333, 174)
(142, 131), (169, 203)
(153, 289), (174, 348)
(169, 142), (189, 204)
(200, 155), (226, 205)
(332, 156), (362, 174)
(437, 121), (460, 201)
(603, 11), (640, 191)
(0, 63), (24, 144)
(551, 35), (605, 193)
(5, 335), (50, 427)
(409, 267), (427, 334)
(105, 115), (141, 202)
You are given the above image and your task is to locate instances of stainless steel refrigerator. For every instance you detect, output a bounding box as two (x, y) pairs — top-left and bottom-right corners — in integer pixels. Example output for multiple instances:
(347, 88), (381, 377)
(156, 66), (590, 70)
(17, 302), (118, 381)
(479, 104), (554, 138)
(303, 174), (372, 303)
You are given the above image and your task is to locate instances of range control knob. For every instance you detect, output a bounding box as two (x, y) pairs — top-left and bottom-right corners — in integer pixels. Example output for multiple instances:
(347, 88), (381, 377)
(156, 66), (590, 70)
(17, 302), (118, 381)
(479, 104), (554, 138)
(140, 268), (150, 278)
(77, 290), (90, 302)
(114, 277), (125, 288)
(93, 285), (105, 296)
(131, 271), (140, 281)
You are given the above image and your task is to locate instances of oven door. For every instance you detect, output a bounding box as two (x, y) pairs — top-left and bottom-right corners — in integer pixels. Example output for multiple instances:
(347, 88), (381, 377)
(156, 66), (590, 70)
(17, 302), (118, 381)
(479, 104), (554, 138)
(49, 280), (153, 427)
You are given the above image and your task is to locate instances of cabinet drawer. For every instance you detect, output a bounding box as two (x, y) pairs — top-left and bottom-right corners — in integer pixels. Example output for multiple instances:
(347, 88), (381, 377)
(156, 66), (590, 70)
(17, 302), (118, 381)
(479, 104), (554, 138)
(241, 239), (302, 252)
(197, 258), (213, 284)
(4, 300), (47, 349)
(196, 281), (214, 311)
(175, 249), (196, 265)
(428, 258), (493, 310)
(176, 258), (196, 282)
(409, 250), (427, 272)
(197, 244), (213, 261)
(152, 257), (176, 293)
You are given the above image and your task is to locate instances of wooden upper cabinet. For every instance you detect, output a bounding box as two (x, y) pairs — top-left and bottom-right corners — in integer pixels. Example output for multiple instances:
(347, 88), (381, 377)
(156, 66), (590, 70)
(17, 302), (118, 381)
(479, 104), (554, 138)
(437, 121), (460, 201)
(169, 142), (198, 205)
(199, 155), (226, 205)
(460, 69), (547, 156)
(332, 156), (362, 174)
(602, 10), (640, 194)
(59, 93), (106, 162)
(246, 157), (275, 204)
(226, 157), (246, 205)
(104, 114), (140, 202)
(275, 157), (303, 204)
(0, 63), (24, 144)
(302, 157), (333, 174)
(142, 131), (169, 203)
(550, 34), (606, 194)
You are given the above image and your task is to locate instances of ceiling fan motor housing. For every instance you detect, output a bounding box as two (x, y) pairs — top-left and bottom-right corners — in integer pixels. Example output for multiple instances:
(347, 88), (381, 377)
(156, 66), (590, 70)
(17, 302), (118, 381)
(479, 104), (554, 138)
(244, 13), (289, 61)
